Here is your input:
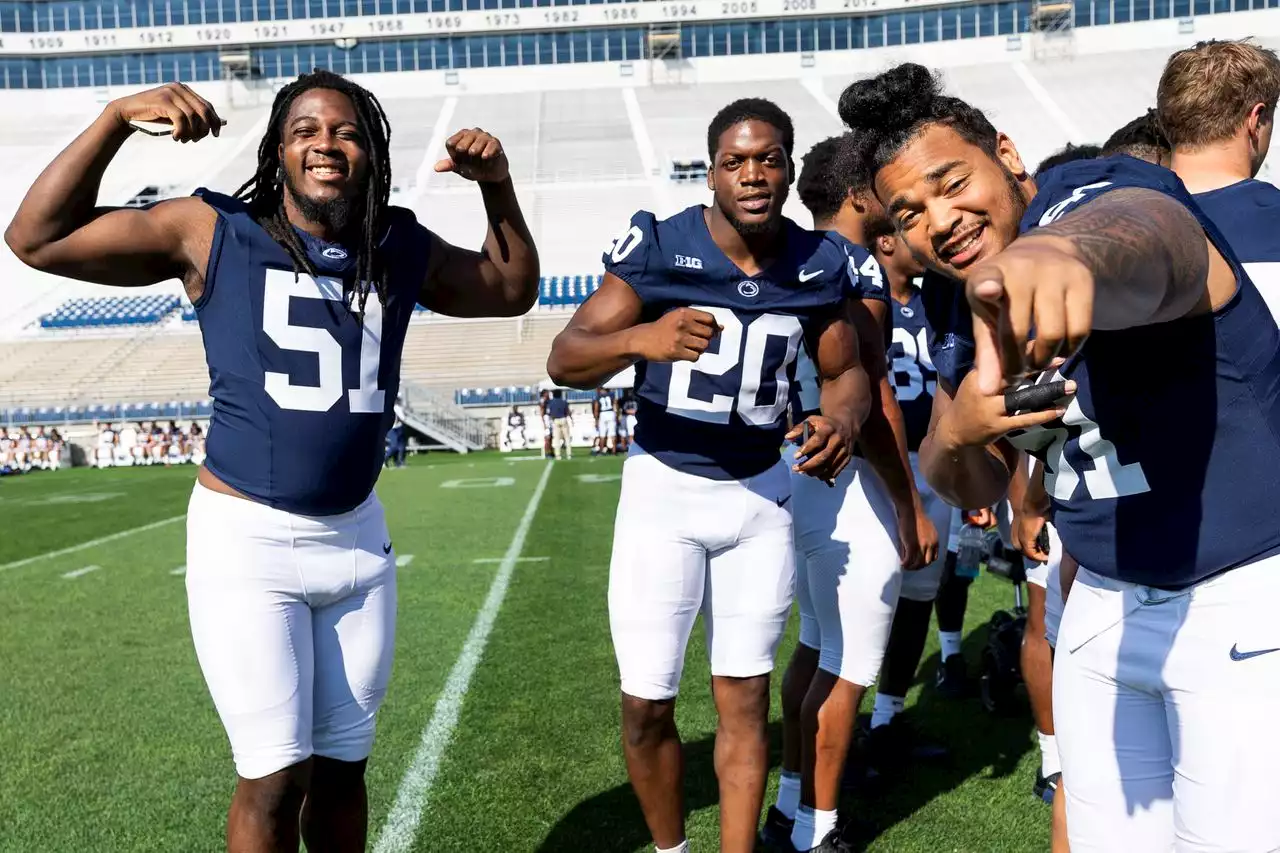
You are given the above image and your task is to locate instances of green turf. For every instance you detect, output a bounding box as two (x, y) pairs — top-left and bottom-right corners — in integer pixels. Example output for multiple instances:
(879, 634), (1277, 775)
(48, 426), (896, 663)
(0, 456), (1051, 852)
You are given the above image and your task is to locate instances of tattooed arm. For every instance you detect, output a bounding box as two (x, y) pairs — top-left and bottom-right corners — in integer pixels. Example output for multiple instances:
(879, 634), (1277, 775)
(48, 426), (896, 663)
(966, 187), (1232, 391)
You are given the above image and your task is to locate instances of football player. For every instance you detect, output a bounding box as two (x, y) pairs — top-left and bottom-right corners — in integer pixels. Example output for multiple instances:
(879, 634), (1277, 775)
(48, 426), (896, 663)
(762, 135), (936, 853)
(547, 99), (870, 853)
(1160, 39), (1280, 314)
(839, 61), (1280, 852)
(1099, 109), (1171, 165)
(593, 385), (619, 455)
(6, 71), (538, 853)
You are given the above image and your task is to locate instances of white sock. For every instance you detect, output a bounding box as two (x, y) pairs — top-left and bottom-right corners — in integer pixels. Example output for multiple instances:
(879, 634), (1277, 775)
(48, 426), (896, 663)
(938, 630), (963, 661)
(655, 841), (689, 853)
(870, 692), (905, 729)
(790, 806), (839, 851)
(1038, 732), (1061, 778)
(775, 770), (801, 820)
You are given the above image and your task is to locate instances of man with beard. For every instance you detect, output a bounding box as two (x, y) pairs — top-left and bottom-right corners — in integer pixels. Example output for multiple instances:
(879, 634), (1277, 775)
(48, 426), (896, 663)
(5, 71), (539, 853)
(547, 99), (871, 853)
(839, 61), (1280, 852)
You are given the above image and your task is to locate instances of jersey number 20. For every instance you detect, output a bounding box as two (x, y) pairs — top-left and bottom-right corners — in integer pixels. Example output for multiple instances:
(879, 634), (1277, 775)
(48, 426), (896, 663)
(667, 305), (802, 426)
(262, 269), (386, 413)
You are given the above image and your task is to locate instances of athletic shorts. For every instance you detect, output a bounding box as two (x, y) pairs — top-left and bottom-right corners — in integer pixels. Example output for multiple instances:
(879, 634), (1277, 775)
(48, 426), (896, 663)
(597, 412), (617, 439)
(608, 445), (794, 701)
(185, 483), (396, 779)
(900, 452), (958, 603)
(794, 456), (902, 686)
(1055, 556), (1280, 852)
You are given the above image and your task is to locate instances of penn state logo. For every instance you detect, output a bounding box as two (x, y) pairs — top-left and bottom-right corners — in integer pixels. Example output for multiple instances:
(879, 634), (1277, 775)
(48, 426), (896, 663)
(322, 246), (348, 260)
(900, 305), (915, 318)
(737, 280), (760, 298)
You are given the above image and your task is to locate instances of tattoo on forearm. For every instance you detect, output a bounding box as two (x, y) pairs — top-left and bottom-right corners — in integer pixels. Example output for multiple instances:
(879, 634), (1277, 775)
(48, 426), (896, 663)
(1039, 187), (1208, 321)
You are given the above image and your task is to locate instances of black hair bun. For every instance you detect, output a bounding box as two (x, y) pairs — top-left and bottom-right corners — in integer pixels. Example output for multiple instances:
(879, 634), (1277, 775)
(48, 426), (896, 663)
(838, 63), (940, 136)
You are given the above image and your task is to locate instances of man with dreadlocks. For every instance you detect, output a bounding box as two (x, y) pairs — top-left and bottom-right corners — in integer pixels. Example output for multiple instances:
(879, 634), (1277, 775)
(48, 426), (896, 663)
(6, 73), (538, 853)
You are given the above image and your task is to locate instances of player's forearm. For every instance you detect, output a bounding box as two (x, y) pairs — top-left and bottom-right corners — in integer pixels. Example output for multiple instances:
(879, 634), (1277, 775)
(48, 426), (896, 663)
(547, 326), (644, 390)
(5, 108), (132, 262)
(858, 376), (918, 512)
(1034, 188), (1208, 329)
(818, 364), (872, 449)
(919, 431), (1012, 509)
(476, 177), (540, 314)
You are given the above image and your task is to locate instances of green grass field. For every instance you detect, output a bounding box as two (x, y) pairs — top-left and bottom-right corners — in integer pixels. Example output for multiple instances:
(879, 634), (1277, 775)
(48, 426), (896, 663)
(0, 456), (1050, 852)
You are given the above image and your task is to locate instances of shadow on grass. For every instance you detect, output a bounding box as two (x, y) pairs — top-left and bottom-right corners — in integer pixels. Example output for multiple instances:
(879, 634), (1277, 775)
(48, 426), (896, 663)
(537, 619), (1037, 852)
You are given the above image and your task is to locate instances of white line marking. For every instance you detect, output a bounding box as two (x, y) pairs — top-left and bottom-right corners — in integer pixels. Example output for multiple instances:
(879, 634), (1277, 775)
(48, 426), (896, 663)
(373, 462), (555, 853)
(61, 565), (101, 580)
(802, 77), (841, 121)
(0, 514), (186, 573)
(470, 556), (549, 564)
(396, 554), (415, 568)
(1011, 61), (1084, 142)
(170, 565), (186, 576)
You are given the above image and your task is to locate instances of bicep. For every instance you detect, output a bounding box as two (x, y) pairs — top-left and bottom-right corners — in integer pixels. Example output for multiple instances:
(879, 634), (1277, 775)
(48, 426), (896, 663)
(13, 198), (199, 286)
(851, 299), (889, 380)
(562, 272), (644, 335)
(810, 299), (862, 381)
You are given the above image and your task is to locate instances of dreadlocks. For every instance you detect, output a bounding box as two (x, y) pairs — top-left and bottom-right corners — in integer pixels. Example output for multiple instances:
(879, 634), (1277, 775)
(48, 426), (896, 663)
(233, 69), (393, 316)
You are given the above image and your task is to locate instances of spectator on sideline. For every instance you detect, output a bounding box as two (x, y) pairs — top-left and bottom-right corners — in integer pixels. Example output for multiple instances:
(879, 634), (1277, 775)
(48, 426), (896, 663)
(547, 389), (572, 460)
(505, 406), (527, 451)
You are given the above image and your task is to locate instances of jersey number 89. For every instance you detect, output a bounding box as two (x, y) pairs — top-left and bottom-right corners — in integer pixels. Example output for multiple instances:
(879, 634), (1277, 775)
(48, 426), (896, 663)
(667, 305), (803, 427)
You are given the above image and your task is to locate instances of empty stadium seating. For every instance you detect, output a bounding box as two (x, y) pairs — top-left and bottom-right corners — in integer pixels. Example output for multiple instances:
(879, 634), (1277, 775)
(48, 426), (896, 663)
(0, 400), (212, 427)
(455, 386), (597, 407)
(538, 275), (599, 308)
(40, 295), (181, 329)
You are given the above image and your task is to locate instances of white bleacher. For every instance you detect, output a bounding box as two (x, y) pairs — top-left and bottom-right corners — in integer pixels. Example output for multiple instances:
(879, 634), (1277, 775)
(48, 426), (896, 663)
(2, 15), (1277, 416)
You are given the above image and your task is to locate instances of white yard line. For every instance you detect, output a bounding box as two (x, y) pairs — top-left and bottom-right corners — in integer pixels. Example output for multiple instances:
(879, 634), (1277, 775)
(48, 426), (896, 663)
(170, 566), (187, 576)
(61, 565), (101, 580)
(470, 556), (549, 564)
(0, 514), (186, 573)
(372, 462), (555, 853)
(396, 554), (415, 568)
(1011, 61), (1085, 142)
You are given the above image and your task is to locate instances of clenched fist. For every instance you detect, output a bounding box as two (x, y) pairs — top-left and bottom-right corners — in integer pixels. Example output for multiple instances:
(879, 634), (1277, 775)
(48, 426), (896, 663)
(632, 307), (719, 363)
(434, 128), (509, 183)
(109, 83), (223, 143)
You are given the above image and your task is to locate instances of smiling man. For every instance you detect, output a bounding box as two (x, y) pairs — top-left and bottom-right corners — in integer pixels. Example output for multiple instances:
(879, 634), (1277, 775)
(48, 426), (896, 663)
(548, 98), (871, 853)
(5, 71), (539, 853)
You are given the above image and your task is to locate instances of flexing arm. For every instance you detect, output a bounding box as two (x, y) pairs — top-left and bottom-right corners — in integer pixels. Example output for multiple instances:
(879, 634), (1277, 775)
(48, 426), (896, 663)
(419, 130), (539, 317)
(5, 84), (221, 292)
(968, 187), (1231, 392)
(546, 273), (715, 389)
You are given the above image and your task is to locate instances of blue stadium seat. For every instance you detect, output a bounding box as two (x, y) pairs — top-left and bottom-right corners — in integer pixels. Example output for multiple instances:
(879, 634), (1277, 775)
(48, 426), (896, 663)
(39, 294), (181, 329)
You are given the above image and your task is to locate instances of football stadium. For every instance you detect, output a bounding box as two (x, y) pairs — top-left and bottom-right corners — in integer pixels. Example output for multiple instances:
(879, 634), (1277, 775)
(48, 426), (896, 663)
(1, 0), (1278, 849)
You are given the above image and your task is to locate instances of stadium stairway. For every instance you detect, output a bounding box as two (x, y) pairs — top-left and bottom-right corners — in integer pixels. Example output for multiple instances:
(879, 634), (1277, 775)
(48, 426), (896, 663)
(396, 383), (488, 453)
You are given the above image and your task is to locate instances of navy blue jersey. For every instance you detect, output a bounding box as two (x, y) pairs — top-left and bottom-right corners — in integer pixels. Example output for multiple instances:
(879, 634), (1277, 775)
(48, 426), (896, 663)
(193, 189), (429, 516)
(607, 206), (851, 479)
(789, 233), (888, 422)
(920, 270), (974, 393)
(547, 397), (570, 419)
(1007, 157), (1280, 587)
(596, 389), (617, 414)
(1193, 179), (1280, 316)
(886, 287), (936, 451)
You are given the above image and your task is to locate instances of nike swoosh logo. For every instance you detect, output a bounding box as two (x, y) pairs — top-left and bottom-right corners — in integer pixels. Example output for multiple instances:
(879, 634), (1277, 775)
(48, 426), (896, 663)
(1230, 643), (1280, 661)
(383, 542), (393, 554)
(776, 495), (791, 508)
(797, 269), (824, 283)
